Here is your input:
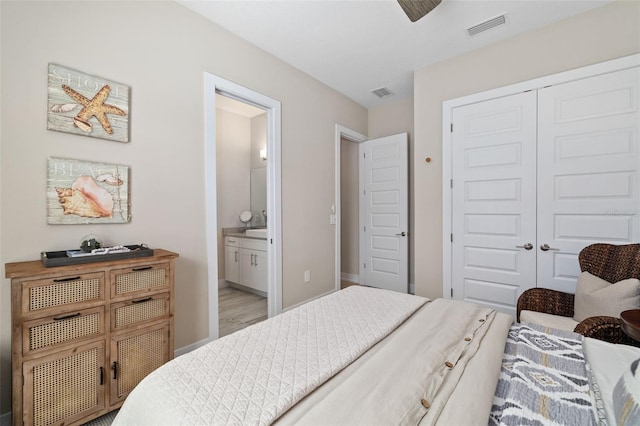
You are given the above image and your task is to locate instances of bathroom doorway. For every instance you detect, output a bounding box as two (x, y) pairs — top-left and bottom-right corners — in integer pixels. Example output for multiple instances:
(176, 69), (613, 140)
(216, 95), (268, 337)
(204, 73), (282, 341)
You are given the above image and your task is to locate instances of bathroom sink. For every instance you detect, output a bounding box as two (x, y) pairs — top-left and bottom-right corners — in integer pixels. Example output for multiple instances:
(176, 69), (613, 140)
(245, 228), (268, 238)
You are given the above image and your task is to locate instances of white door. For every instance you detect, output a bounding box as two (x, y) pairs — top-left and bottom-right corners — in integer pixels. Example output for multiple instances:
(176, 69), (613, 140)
(537, 67), (640, 293)
(360, 133), (408, 293)
(451, 92), (538, 316)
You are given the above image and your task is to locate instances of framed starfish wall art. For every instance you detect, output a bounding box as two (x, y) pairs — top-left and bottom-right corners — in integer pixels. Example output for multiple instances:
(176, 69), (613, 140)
(47, 157), (131, 224)
(47, 64), (130, 142)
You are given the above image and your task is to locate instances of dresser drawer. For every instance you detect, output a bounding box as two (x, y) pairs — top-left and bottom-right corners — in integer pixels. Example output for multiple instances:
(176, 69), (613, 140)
(111, 263), (170, 298)
(111, 293), (170, 331)
(21, 272), (105, 317)
(23, 307), (105, 356)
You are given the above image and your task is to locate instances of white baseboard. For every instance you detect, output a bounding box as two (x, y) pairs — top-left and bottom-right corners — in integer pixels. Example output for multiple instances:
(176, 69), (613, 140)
(174, 337), (211, 358)
(0, 411), (11, 426)
(218, 279), (229, 289)
(340, 272), (359, 284)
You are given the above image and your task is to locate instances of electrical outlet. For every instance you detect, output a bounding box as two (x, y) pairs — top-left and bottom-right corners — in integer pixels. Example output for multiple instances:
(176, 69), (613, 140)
(304, 270), (311, 283)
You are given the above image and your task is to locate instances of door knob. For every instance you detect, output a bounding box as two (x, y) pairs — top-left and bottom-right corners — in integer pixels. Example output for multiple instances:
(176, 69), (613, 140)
(515, 243), (533, 250)
(395, 232), (407, 237)
(540, 244), (559, 251)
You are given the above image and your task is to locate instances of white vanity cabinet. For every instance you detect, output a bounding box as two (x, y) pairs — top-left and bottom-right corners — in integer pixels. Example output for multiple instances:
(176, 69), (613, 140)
(224, 236), (267, 293)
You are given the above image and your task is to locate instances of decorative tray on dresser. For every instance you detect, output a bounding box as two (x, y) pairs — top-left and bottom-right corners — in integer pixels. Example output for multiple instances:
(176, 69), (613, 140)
(5, 249), (178, 426)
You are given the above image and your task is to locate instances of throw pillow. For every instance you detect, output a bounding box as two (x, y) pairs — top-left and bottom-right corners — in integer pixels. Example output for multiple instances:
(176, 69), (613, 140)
(613, 358), (640, 426)
(573, 271), (640, 322)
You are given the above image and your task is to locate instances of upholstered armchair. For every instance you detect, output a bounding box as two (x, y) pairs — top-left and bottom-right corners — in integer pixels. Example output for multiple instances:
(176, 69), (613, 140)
(517, 243), (640, 345)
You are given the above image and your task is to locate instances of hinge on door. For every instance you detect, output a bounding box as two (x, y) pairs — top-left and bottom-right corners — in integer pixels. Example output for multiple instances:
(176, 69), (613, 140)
(364, 263), (366, 269)
(450, 123), (453, 132)
(363, 152), (366, 159)
(364, 225), (366, 232)
(451, 288), (453, 297)
(450, 233), (453, 242)
(450, 179), (453, 188)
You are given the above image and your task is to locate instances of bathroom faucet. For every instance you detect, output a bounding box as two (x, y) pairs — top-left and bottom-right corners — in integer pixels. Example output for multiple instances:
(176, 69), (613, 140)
(262, 210), (267, 227)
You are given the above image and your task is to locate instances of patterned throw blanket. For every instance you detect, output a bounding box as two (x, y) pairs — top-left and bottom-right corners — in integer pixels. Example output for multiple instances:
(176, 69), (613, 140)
(490, 323), (598, 426)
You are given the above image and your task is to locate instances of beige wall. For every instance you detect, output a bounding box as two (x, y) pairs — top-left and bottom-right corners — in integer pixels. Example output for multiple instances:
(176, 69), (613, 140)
(340, 138), (360, 277)
(413, 0), (640, 299)
(0, 0), (367, 414)
(368, 97), (415, 287)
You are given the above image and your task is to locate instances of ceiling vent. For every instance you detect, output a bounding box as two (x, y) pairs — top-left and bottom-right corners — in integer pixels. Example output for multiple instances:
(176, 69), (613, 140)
(371, 87), (395, 99)
(467, 13), (507, 37)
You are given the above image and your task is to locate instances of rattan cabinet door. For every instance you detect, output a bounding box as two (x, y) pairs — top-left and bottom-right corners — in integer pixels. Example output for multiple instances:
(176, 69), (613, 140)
(22, 340), (105, 426)
(110, 323), (170, 404)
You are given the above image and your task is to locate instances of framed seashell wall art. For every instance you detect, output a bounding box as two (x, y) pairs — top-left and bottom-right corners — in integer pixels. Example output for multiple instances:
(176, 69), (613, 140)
(47, 64), (130, 142)
(47, 157), (131, 224)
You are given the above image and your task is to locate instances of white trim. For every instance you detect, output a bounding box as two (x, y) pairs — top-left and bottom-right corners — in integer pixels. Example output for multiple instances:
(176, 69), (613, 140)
(204, 72), (283, 342)
(340, 272), (359, 284)
(174, 337), (211, 358)
(442, 54), (640, 301)
(409, 282), (415, 295)
(218, 279), (229, 289)
(334, 125), (367, 294)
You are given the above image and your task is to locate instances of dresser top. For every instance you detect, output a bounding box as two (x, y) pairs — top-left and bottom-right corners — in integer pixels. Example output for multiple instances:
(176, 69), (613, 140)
(5, 249), (178, 279)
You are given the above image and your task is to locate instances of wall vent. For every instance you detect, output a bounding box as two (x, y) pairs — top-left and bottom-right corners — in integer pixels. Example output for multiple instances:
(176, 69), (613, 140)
(371, 87), (394, 99)
(467, 13), (507, 37)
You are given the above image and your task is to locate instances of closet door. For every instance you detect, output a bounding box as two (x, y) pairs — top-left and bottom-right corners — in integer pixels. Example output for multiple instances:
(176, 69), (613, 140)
(451, 91), (537, 316)
(537, 68), (640, 293)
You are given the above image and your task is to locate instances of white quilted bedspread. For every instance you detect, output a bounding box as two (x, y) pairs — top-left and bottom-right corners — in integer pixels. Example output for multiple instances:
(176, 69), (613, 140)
(113, 286), (428, 426)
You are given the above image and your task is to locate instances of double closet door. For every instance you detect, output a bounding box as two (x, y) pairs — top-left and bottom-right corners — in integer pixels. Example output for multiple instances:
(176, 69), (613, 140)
(451, 67), (640, 316)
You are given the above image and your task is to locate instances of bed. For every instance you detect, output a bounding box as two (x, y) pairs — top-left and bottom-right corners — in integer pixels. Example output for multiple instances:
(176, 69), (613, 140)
(113, 286), (639, 425)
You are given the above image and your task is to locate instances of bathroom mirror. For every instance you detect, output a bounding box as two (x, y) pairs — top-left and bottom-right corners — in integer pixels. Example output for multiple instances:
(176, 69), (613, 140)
(250, 167), (267, 227)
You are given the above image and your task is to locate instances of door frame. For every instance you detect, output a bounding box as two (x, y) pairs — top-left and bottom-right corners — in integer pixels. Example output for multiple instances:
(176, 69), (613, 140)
(204, 72), (282, 341)
(442, 54), (640, 301)
(334, 125), (367, 292)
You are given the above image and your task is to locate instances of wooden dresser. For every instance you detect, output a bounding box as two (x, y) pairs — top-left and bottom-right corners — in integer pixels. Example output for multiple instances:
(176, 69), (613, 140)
(5, 249), (178, 426)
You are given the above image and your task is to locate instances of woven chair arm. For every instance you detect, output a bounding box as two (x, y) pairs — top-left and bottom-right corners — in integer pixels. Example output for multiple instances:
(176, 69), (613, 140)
(516, 288), (575, 322)
(574, 316), (639, 346)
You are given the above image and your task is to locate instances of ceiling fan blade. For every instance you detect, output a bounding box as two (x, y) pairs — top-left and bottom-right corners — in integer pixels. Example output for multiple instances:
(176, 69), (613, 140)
(397, 0), (442, 22)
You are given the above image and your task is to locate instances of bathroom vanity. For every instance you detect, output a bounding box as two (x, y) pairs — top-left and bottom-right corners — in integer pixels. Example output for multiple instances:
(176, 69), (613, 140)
(224, 233), (267, 294)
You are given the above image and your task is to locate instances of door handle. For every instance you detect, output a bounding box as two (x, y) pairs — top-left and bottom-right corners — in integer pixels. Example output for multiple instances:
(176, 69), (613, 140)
(395, 232), (407, 237)
(540, 244), (559, 251)
(515, 243), (533, 250)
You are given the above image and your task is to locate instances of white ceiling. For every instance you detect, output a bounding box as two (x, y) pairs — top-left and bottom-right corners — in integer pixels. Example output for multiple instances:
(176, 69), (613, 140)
(178, 0), (612, 108)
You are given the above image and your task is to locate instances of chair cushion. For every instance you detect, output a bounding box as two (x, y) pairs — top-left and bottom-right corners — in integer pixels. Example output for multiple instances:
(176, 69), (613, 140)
(520, 310), (578, 332)
(573, 271), (640, 322)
